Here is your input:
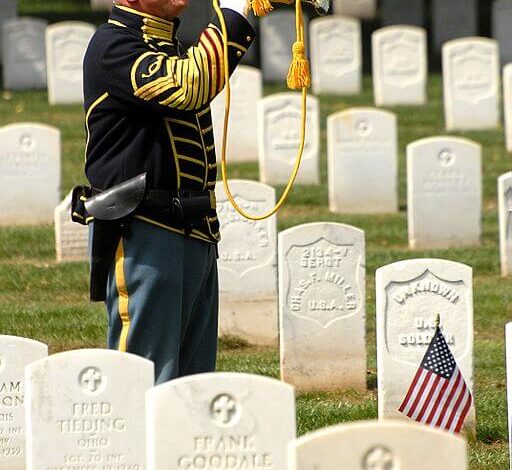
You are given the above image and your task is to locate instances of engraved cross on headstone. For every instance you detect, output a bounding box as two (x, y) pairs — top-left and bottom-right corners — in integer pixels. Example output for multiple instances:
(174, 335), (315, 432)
(363, 446), (396, 470)
(212, 394), (237, 425)
(81, 368), (102, 393)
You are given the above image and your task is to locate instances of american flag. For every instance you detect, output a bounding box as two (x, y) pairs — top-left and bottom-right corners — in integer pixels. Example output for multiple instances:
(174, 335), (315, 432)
(398, 325), (473, 434)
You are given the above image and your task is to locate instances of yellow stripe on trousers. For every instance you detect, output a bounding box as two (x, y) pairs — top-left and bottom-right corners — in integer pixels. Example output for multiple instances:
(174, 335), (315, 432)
(115, 240), (131, 352)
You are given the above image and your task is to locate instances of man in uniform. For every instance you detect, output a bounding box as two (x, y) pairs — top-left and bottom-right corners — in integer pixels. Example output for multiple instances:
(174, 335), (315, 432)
(80, 0), (255, 384)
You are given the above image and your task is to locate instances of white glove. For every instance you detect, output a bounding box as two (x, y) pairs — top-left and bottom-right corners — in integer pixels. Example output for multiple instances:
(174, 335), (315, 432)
(219, 0), (250, 18)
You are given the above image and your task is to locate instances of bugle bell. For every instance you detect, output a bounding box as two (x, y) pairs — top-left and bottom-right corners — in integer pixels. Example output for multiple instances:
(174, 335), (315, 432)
(269, 0), (330, 14)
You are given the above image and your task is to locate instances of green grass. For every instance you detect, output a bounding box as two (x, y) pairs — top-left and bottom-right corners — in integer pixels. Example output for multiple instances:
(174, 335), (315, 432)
(0, 1), (510, 468)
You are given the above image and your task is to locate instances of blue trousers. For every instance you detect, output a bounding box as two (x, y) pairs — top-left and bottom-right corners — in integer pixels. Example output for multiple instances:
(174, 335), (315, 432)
(104, 219), (219, 384)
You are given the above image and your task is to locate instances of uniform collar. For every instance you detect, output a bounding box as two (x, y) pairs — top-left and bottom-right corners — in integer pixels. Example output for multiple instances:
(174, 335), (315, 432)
(109, 4), (180, 42)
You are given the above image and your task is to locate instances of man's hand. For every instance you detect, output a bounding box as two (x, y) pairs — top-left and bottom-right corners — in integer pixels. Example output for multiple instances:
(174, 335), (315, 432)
(219, 0), (251, 17)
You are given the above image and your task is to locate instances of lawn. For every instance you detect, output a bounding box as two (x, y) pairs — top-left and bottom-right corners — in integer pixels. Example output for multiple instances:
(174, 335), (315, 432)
(0, 0), (510, 468)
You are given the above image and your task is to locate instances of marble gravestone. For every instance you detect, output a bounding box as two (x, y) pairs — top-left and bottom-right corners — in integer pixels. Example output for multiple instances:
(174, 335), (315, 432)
(90, 0), (113, 11)
(310, 17), (362, 96)
(432, 0), (478, 53)
(498, 173), (512, 277)
(289, 421), (467, 470)
(372, 26), (427, 106)
(493, 0), (512, 66)
(55, 191), (89, 263)
(0, 0), (17, 63)
(376, 259), (475, 432)
(381, 0), (424, 27)
(506, 322), (512, 468)
(504, 65), (512, 153)
(407, 137), (482, 249)
(46, 22), (95, 105)
(2, 18), (47, 91)
(211, 66), (262, 163)
(146, 373), (296, 470)
(328, 108), (398, 214)
(0, 123), (61, 226)
(25, 349), (153, 470)
(0, 336), (47, 470)
(259, 93), (320, 185)
(442, 38), (500, 131)
(261, 12), (308, 83)
(279, 223), (366, 392)
(332, 0), (376, 19)
(216, 180), (278, 346)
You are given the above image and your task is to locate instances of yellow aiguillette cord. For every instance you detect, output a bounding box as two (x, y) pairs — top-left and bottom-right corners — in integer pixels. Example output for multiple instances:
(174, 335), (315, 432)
(212, 0), (309, 221)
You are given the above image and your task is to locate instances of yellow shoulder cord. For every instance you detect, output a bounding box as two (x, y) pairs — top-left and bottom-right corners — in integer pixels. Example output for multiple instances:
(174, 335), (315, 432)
(212, 0), (310, 221)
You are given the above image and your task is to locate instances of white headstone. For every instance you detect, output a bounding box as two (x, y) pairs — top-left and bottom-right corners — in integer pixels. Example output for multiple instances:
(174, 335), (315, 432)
(55, 191), (89, 263)
(261, 12), (307, 83)
(0, 0), (17, 63)
(407, 137), (482, 249)
(259, 93), (320, 186)
(442, 37), (500, 131)
(46, 22), (95, 105)
(332, 0), (376, 19)
(2, 18), (47, 91)
(279, 222), (366, 392)
(504, 64), (512, 153)
(376, 259), (475, 432)
(506, 322), (512, 469)
(211, 66), (262, 163)
(91, 0), (113, 11)
(26, 349), (153, 470)
(498, 172), (512, 277)
(310, 17), (362, 96)
(328, 108), (398, 214)
(372, 26), (427, 106)
(146, 373), (296, 470)
(216, 180), (278, 346)
(0, 123), (61, 226)
(0, 336), (47, 470)
(289, 421), (468, 470)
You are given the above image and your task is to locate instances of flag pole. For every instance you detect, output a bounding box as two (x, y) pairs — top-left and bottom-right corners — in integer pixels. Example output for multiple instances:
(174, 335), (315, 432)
(435, 313), (441, 328)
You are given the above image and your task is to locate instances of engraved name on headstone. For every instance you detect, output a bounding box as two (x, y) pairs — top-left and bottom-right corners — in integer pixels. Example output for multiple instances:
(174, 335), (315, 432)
(289, 421), (467, 470)
(332, 0), (376, 19)
(0, 0), (17, 63)
(328, 108), (398, 214)
(376, 259), (475, 432)
(25, 349), (154, 470)
(432, 0), (478, 53)
(372, 26), (427, 106)
(498, 172), (512, 277)
(442, 37), (500, 131)
(279, 223), (366, 391)
(492, 0), (512, 66)
(0, 336), (47, 470)
(0, 123), (61, 226)
(2, 18), (47, 90)
(55, 191), (89, 263)
(381, 0), (424, 27)
(216, 180), (278, 346)
(146, 373), (296, 470)
(211, 66), (262, 163)
(310, 17), (362, 96)
(259, 93), (320, 185)
(261, 12), (308, 83)
(46, 22), (95, 105)
(407, 137), (482, 249)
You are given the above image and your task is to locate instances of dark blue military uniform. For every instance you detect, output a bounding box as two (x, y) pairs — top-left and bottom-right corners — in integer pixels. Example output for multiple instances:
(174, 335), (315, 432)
(83, 4), (255, 383)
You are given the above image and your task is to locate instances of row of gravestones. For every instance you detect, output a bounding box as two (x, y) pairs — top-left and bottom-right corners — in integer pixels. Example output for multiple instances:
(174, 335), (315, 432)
(0, 337), (472, 469)
(0, 120), (487, 247)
